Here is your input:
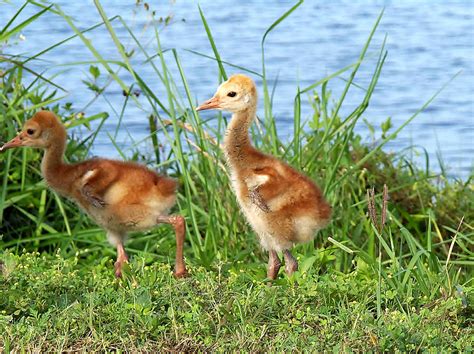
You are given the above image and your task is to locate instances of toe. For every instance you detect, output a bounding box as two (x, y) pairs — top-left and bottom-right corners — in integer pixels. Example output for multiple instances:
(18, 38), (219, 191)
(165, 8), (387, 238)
(173, 268), (189, 278)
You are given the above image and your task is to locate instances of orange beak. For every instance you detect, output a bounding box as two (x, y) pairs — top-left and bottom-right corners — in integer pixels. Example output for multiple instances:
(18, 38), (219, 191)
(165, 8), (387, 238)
(0, 132), (26, 152)
(196, 96), (221, 111)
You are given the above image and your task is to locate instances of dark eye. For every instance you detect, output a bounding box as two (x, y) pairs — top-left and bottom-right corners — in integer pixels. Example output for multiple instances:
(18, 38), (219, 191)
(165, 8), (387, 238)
(227, 91), (237, 98)
(26, 129), (35, 135)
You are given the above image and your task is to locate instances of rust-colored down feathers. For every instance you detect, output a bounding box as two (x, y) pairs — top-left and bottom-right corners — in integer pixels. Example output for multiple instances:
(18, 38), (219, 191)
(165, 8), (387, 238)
(197, 74), (331, 279)
(1, 111), (187, 277)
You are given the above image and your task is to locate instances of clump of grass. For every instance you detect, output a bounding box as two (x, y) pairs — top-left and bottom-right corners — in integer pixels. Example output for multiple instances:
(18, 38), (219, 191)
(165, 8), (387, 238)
(0, 251), (472, 352)
(0, 1), (473, 351)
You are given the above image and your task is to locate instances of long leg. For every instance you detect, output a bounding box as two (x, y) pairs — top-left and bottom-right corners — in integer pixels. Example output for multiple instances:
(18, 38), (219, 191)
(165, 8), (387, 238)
(115, 242), (129, 277)
(107, 231), (128, 278)
(267, 250), (281, 280)
(283, 249), (298, 276)
(157, 215), (188, 278)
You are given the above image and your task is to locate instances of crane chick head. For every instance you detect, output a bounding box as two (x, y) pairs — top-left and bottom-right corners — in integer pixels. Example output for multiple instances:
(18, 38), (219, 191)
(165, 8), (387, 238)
(196, 74), (257, 113)
(0, 111), (66, 152)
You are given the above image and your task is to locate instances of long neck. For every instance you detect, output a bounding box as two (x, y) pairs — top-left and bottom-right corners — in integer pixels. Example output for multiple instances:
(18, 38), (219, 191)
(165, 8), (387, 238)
(223, 105), (257, 167)
(41, 139), (68, 191)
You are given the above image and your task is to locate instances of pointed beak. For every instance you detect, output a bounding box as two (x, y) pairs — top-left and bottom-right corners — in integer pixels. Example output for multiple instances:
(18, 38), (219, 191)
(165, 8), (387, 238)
(0, 133), (26, 153)
(196, 96), (221, 111)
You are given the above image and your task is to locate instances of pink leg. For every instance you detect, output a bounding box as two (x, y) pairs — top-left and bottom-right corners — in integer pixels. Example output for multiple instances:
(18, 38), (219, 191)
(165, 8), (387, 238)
(267, 250), (281, 280)
(283, 249), (298, 276)
(157, 215), (188, 278)
(114, 241), (129, 278)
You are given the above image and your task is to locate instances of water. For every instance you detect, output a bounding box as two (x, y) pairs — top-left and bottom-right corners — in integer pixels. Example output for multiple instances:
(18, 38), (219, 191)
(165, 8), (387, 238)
(1, 0), (473, 178)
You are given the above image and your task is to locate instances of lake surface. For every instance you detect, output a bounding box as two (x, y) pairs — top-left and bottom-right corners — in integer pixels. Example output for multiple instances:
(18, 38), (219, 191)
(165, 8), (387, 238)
(2, 1), (473, 177)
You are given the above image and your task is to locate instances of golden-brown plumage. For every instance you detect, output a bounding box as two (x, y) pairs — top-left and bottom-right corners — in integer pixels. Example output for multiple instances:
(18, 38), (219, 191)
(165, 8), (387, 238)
(1, 111), (187, 278)
(197, 74), (331, 279)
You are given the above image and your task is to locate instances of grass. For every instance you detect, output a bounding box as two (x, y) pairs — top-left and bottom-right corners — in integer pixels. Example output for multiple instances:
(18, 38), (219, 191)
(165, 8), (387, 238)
(1, 0), (473, 351)
(1, 251), (472, 352)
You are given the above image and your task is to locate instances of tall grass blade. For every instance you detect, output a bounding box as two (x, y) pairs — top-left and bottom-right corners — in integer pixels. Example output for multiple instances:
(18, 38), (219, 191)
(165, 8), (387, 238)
(198, 5), (227, 81)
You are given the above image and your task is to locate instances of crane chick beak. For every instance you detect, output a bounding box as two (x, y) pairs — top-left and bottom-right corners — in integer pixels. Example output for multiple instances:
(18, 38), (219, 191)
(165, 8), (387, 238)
(0, 133), (26, 152)
(196, 96), (221, 111)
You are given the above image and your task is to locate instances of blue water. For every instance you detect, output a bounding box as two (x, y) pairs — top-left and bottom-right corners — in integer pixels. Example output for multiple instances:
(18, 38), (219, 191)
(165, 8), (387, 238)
(1, 1), (473, 177)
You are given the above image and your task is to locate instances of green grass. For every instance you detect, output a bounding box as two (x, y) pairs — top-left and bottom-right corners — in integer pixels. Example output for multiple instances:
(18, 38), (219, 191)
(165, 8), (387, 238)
(0, 1), (473, 351)
(1, 251), (472, 352)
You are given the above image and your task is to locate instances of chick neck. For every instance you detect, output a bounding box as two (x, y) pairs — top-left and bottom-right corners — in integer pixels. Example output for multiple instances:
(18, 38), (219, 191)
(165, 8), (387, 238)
(223, 103), (257, 167)
(41, 135), (68, 191)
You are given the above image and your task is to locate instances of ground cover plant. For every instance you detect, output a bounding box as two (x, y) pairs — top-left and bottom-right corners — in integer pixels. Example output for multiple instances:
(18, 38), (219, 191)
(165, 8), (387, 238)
(1, 1), (473, 351)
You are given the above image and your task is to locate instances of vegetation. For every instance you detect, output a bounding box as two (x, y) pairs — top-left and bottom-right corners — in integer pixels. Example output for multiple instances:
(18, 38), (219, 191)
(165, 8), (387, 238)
(1, 1), (473, 351)
(1, 251), (472, 352)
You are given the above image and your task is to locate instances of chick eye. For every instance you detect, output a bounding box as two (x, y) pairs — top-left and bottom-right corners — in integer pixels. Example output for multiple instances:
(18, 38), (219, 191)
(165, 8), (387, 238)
(26, 129), (35, 135)
(227, 91), (237, 98)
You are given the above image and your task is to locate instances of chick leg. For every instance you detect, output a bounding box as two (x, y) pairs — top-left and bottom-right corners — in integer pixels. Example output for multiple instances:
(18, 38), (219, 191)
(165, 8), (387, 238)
(283, 249), (298, 276)
(114, 242), (129, 278)
(107, 231), (128, 277)
(267, 250), (281, 280)
(157, 215), (188, 278)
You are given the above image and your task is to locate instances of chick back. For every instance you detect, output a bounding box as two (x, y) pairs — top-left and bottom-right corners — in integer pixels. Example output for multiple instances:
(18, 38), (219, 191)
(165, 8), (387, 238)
(64, 159), (178, 231)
